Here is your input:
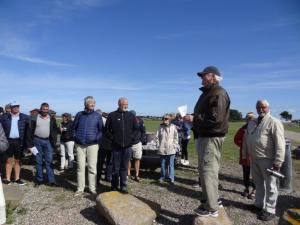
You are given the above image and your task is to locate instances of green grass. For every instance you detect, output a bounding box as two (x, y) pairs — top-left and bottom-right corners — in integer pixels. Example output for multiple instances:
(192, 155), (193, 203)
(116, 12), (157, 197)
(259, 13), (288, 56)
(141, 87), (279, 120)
(144, 120), (244, 163)
(5, 203), (15, 224)
(284, 123), (300, 133)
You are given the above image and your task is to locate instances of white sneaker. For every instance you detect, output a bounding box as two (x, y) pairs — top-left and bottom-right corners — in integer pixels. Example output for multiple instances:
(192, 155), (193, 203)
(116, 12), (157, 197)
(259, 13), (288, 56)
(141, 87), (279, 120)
(74, 190), (84, 196)
(180, 159), (185, 165)
(185, 160), (189, 165)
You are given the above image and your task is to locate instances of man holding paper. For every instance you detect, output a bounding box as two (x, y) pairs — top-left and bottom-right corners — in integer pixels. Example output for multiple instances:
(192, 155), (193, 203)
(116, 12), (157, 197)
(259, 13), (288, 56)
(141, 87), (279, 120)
(184, 66), (230, 217)
(26, 103), (58, 187)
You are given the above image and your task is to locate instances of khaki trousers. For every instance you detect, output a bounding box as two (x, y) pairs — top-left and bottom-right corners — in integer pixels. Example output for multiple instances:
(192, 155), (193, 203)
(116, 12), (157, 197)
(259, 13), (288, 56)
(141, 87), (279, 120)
(251, 158), (278, 214)
(196, 137), (224, 211)
(76, 144), (98, 192)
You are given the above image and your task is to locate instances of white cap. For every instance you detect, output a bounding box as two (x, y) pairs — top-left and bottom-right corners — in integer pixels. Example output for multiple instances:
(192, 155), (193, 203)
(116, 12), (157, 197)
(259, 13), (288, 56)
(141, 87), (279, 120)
(10, 100), (20, 107)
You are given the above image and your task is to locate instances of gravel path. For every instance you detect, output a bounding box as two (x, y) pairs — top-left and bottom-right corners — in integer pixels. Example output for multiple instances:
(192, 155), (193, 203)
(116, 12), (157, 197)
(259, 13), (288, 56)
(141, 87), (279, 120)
(12, 157), (300, 225)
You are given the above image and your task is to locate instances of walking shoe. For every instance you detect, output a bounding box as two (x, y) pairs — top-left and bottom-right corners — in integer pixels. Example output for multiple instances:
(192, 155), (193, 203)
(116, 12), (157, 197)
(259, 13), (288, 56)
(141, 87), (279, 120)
(89, 190), (97, 195)
(14, 179), (26, 186)
(74, 190), (84, 196)
(2, 179), (12, 185)
(34, 181), (43, 187)
(180, 159), (185, 165)
(194, 207), (219, 218)
(134, 176), (140, 182)
(193, 183), (200, 188)
(200, 199), (223, 208)
(258, 210), (275, 221)
(48, 182), (59, 187)
(184, 160), (189, 165)
(111, 187), (118, 191)
(120, 187), (128, 194)
(241, 188), (249, 197)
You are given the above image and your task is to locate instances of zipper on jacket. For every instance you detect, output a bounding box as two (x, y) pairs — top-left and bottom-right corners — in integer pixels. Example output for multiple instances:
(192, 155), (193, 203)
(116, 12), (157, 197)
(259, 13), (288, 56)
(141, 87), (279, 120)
(122, 112), (125, 147)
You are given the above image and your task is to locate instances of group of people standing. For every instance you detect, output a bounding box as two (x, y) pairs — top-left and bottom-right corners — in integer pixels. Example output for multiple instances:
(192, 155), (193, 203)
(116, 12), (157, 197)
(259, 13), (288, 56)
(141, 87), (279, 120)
(0, 65), (287, 223)
(0, 96), (147, 196)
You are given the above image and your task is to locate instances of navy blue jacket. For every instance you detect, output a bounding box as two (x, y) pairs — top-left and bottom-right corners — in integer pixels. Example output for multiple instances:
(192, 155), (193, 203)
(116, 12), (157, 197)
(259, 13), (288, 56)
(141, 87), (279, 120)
(0, 113), (30, 149)
(73, 110), (103, 146)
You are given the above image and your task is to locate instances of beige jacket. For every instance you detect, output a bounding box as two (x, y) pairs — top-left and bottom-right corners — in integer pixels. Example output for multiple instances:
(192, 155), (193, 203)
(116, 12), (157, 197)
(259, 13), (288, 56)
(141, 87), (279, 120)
(156, 123), (179, 155)
(242, 113), (285, 166)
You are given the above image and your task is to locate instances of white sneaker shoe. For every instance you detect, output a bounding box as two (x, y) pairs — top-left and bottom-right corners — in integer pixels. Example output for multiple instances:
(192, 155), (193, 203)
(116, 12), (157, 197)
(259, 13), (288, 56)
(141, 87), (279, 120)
(180, 159), (185, 165)
(185, 160), (189, 165)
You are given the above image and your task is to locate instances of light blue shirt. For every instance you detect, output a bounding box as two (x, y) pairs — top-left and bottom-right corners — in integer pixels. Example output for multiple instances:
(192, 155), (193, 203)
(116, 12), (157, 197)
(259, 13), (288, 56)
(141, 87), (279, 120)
(9, 115), (20, 138)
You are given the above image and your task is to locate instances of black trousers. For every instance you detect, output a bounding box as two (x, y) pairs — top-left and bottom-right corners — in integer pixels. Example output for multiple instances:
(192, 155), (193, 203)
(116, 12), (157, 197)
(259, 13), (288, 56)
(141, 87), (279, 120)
(242, 165), (255, 189)
(181, 139), (189, 160)
(111, 147), (132, 189)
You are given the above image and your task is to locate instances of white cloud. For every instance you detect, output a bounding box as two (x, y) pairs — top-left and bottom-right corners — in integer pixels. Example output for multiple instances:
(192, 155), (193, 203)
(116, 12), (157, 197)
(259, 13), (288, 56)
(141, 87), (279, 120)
(0, 53), (76, 67)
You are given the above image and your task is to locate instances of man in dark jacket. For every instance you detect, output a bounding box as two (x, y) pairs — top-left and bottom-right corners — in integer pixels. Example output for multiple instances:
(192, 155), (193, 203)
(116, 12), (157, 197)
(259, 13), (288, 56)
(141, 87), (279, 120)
(105, 97), (137, 193)
(0, 101), (30, 185)
(73, 96), (103, 196)
(185, 66), (230, 218)
(26, 102), (58, 186)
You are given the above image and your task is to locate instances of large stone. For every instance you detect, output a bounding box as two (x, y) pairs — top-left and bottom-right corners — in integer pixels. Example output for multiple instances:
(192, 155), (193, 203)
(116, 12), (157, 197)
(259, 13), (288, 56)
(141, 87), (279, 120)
(96, 191), (157, 225)
(3, 184), (25, 209)
(281, 208), (300, 225)
(193, 208), (232, 225)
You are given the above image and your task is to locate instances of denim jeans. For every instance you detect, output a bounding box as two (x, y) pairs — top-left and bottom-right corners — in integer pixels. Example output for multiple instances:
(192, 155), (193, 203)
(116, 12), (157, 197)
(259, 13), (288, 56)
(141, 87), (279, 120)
(34, 137), (55, 183)
(111, 147), (132, 189)
(160, 154), (175, 182)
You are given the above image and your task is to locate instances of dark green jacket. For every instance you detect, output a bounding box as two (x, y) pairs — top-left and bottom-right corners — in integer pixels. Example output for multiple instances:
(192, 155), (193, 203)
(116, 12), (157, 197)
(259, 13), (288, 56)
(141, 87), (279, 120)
(193, 83), (230, 138)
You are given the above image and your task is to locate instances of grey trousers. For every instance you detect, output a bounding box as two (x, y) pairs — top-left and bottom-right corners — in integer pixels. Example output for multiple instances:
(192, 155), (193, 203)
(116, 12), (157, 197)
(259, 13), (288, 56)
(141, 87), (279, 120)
(196, 137), (224, 211)
(251, 158), (278, 214)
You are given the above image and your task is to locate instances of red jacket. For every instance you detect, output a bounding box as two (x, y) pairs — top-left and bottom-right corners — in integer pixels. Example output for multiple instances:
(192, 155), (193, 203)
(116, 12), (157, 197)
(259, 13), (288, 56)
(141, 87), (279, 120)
(234, 125), (251, 166)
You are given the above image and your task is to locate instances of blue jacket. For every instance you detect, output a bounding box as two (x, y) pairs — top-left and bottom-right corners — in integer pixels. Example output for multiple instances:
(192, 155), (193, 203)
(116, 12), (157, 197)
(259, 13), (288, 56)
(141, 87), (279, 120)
(73, 110), (103, 146)
(0, 113), (30, 149)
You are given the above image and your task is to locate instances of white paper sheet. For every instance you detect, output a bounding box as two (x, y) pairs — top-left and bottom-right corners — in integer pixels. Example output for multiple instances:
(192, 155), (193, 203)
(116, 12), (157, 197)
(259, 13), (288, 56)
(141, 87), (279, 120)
(177, 105), (188, 117)
(30, 147), (39, 156)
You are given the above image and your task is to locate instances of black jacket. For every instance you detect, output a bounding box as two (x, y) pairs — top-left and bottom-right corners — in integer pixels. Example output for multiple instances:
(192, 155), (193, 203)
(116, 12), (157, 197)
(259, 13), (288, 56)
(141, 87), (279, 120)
(193, 83), (230, 138)
(26, 114), (58, 148)
(60, 120), (74, 142)
(133, 117), (147, 145)
(105, 109), (138, 148)
(0, 113), (30, 149)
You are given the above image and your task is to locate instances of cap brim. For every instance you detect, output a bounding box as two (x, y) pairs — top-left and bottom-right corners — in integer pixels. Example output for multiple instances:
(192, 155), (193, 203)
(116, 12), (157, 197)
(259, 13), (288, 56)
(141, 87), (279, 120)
(197, 72), (206, 77)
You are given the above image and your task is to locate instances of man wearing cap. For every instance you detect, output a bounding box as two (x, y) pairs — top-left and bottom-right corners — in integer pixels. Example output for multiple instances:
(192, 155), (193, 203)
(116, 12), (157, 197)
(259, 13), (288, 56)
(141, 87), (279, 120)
(184, 66), (230, 217)
(0, 101), (30, 185)
(26, 102), (58, 186)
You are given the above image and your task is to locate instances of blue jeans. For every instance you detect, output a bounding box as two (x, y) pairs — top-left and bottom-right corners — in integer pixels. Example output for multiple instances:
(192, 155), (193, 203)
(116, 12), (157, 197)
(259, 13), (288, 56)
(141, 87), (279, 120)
(34, 137), (55, 183)
(111, 146), (132, 189)
(160, 154), (175, 182)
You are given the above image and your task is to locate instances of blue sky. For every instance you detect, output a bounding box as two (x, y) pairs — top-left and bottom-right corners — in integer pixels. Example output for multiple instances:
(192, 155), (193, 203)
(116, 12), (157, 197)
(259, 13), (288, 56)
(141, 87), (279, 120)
(0, 0), (299, 118)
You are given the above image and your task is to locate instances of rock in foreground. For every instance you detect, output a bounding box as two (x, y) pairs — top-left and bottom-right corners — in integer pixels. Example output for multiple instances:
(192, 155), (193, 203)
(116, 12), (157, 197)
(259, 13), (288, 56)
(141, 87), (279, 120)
(96, 191), (157, 225)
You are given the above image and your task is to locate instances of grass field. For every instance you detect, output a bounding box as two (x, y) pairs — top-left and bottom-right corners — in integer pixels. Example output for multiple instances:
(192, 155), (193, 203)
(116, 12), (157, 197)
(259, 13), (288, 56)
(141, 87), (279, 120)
(143, 119), (243, 163)
(284, 123), (300, 133)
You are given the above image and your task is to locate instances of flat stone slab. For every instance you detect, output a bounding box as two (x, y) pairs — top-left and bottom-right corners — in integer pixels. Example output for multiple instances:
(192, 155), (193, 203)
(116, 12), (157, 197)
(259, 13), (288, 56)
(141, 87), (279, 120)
(3, 184), (25, 209)
(282, 208), (300, 225)
(194, 208), (233, 225)
(96, 191), (157, 225)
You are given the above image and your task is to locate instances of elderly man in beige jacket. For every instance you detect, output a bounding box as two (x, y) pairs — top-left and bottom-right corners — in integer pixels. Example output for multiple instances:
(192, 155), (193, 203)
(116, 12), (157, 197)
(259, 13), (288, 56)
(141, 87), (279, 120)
(243, 99), (285, 221)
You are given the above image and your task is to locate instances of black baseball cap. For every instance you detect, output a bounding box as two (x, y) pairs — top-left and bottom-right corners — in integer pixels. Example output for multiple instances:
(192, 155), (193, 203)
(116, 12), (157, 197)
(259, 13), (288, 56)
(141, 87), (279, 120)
(197, 66), (221, 77)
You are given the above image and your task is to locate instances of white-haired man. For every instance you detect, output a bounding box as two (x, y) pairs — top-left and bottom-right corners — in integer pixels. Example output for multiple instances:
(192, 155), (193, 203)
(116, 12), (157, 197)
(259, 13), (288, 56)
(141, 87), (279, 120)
(184, 66), (230, 217)
(74, 96), (104, 196)
(105, 97), (137, 193)
(243, 100), (285, 221)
